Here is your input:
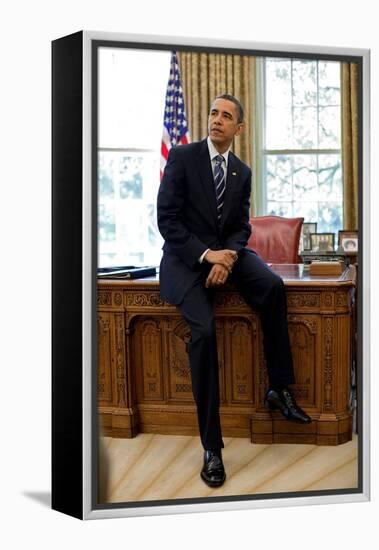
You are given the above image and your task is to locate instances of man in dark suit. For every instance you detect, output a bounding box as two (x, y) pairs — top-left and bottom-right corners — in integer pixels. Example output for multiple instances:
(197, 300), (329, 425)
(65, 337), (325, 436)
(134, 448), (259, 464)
(157, 94), (311, 488)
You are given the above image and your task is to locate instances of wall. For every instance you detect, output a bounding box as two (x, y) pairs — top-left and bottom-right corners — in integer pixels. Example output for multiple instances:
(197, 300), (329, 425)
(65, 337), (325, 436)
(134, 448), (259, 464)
(1, 0), (377, 548)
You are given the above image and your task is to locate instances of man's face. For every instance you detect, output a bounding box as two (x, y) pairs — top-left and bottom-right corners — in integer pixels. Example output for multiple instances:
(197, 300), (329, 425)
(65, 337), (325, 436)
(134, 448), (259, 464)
(208, 98), (243, 151)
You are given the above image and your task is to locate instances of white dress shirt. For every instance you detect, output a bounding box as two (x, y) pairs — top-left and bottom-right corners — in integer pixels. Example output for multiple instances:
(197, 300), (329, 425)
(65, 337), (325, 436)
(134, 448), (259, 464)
(198, 137), (231, 263)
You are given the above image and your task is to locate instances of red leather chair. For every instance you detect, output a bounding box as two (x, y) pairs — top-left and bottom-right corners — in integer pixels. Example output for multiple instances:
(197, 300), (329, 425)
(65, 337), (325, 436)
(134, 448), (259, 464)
(247, 215), (304, 264)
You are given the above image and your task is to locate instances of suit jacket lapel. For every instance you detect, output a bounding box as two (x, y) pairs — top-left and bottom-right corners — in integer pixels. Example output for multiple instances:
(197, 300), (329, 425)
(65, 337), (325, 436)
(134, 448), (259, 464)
(219, 152), (240, 229)
(197, 140), (219, 229)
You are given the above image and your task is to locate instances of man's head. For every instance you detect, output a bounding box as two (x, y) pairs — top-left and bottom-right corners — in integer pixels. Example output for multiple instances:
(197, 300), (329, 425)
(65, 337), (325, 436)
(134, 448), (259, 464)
(208, 94), (244, 153)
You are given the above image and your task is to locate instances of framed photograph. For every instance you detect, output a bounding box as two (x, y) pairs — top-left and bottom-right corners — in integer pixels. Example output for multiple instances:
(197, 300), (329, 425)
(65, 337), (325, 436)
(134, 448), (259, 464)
(339, 230), (358, 252)
(301, 222), (317, 251)
(310, 232), (335, 252)
(52, 31), (370, 520)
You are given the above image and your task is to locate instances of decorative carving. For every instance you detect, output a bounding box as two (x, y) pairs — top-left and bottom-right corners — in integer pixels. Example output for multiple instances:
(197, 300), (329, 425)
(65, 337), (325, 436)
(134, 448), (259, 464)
(322, 293), (333, 308)
(126, 292), (169, 307)
(98, 291), (111, 306)
(215, 293), (246, 307)
(98, 315), (110, 333)
(290, 326), (308, 350)
(170, 333), (191, 377)
(258, 328), (269, 404)
(229, 319), (253, 402)
(323, 317), (333, 411)
(115, 314), (126, 407)
(140, 320), (162, 398)
(287, 317), (316, 406)
(176, 384), (192, 393)
(336, 292), (348, 308)
(117, 382), (126, 406)
(168, 320), (191, 379)
(287, 293), (320, 308)
(288, 315), (317, 334)
(171, 320), (191, 342)
(97, 313), (112, 402)
(291, 386), (309, 400)
(114, 292), (122, 306)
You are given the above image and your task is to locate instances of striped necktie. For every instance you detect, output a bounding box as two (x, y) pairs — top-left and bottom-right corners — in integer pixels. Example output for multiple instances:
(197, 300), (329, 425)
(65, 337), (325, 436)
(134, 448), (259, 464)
(213, 154), (226, 223)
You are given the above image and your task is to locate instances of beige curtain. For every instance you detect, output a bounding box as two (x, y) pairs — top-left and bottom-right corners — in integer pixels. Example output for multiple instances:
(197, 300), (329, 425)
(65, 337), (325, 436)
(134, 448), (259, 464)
(178, 52), (254, 168)
(341, 62), (359, 230)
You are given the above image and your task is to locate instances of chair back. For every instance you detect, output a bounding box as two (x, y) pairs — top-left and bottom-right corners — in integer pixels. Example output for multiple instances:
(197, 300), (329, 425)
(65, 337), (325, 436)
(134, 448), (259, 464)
(247, 215), (304, 264)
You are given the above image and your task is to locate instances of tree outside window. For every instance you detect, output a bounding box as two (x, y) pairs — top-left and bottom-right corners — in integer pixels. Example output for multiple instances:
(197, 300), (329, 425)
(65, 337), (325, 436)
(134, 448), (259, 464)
(262, 58), (342, 238)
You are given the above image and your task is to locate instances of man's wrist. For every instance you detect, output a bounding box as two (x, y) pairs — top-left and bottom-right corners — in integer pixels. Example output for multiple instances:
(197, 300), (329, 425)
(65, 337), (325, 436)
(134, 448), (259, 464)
(199, 248), (210, 263)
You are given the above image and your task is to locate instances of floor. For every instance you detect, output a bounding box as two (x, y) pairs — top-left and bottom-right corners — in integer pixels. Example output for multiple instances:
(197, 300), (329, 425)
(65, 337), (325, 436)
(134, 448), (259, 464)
(98, 432), (358, 504)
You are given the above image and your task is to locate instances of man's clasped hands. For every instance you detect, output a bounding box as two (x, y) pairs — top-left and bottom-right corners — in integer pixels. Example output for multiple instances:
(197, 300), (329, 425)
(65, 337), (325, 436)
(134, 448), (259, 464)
(204, 249), (238, 288)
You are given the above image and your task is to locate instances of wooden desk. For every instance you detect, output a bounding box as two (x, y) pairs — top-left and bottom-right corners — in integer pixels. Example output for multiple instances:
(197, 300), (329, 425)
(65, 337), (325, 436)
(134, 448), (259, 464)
(98, 264), (356, 445)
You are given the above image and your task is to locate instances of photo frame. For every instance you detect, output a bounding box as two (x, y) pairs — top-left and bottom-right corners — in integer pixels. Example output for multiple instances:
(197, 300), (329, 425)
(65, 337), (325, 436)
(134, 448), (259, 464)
(52, 30), (370, 520)
(301, 222), (317, 251)
(310, 232), (335, 252)
(339, 230), (359, 252)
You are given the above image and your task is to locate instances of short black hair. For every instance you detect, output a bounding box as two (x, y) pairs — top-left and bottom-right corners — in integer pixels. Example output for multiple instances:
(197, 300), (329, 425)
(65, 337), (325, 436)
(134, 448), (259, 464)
(214, 94), (244, 123)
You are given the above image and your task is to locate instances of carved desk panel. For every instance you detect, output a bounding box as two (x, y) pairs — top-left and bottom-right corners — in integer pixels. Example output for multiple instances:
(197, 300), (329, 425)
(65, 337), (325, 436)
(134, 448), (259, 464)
(98, 264), (356, 445)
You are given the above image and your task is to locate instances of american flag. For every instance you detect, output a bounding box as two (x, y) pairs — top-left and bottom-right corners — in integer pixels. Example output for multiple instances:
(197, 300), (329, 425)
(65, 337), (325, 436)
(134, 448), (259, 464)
(160, 51), (190, 179)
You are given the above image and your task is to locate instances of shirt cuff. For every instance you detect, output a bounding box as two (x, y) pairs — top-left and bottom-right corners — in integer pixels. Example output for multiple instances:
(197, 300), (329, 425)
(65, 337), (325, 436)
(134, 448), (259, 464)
(199, 249), (210, 263)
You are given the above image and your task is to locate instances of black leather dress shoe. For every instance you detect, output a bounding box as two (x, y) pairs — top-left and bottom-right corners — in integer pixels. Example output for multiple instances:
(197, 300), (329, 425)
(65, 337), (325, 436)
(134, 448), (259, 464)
(264, 387), (312, 424)
(201, 450), (226, 487)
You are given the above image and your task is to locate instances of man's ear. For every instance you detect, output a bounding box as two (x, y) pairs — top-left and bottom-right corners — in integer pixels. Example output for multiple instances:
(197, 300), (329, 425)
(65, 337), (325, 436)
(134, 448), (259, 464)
(235, 122), (244, 137)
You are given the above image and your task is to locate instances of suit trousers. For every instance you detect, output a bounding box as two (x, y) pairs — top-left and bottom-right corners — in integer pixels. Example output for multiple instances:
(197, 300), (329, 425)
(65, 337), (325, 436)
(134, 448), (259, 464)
(176, 248), (295, 451)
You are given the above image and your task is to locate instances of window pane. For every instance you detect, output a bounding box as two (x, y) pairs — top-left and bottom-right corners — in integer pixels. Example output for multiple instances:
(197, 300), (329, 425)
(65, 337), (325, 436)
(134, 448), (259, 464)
(318, 154), (342, 201)
(293, 155), (318, 201)
(293, 201), (318, 222)
(292, 60), (317, 106)
(293, 106), (317, 148)
(266, 107), (293, 149)
(319, 106), (341, 148)
(317, 202), (343, 235)
(98, 48), (170, 149)
(98, 151), (163, 268)
(265, 59), (292, 108)
(266, 155), (292, 200)
(319, 61), (341, 106)
(99, 202), (116, 243)
(267, 201), (293, 217)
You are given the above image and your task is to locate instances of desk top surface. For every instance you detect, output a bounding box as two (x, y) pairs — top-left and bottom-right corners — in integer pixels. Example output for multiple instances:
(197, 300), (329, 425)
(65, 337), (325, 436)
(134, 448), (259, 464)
(98, 264), (356, 288)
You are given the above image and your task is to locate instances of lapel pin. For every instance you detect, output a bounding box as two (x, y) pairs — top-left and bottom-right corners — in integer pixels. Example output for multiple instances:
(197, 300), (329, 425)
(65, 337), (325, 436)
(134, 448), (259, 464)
(232, 172), (237, 176)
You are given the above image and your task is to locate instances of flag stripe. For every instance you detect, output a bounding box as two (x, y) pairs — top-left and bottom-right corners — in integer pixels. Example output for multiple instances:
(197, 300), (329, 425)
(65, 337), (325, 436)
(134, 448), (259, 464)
(160, 51), (190, 180)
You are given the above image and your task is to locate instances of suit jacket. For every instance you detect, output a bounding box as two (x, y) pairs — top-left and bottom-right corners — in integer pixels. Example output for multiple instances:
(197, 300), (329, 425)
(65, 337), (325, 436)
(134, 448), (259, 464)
(157, 138), (252, 305)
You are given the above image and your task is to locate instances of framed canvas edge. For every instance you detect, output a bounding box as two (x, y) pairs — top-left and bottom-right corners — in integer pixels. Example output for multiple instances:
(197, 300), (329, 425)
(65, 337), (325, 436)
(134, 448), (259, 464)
(84, 493), (368, 521)
(80, 30), (371, 520)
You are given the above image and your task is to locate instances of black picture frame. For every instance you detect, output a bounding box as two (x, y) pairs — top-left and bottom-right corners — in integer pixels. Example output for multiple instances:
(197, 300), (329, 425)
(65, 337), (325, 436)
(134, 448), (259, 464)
(52, 30), (370, 520)
(339, 230), (359, 252)
(310, 232), (335, 252)
(301, 222), (317, 251)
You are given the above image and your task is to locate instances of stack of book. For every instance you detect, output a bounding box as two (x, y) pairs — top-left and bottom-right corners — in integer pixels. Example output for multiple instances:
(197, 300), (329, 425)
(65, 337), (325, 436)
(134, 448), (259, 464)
(97, 265), (156, 279)
(300, 250), (347, 266)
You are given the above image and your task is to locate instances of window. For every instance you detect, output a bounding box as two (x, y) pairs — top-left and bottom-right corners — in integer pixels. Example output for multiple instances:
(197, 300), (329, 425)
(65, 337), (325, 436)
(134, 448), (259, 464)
(98, 50), (344, 267)
(98, 48), (170, 268)
(259, 58), (342, 237)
